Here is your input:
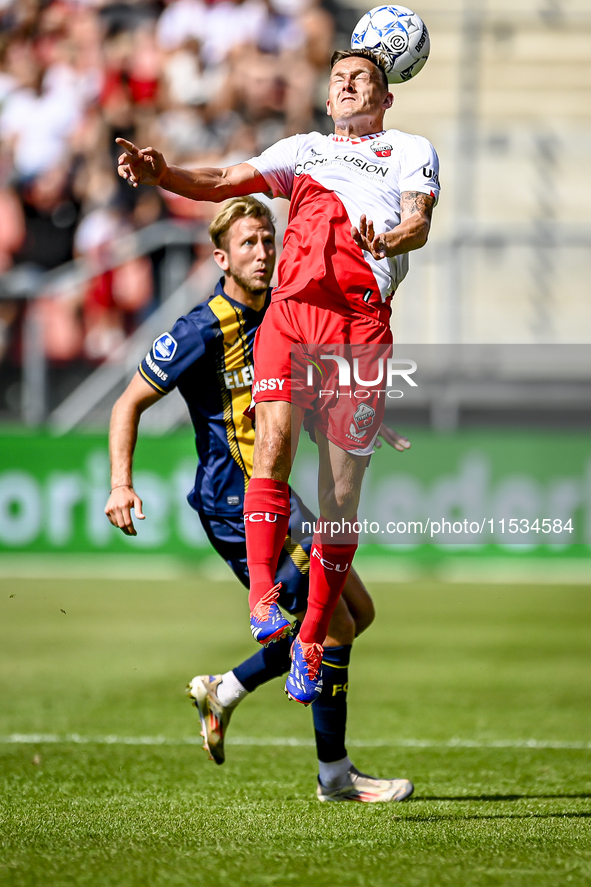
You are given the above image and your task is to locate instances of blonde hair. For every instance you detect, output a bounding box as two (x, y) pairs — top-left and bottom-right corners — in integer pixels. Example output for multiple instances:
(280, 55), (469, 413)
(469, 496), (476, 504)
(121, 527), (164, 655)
(208, 196), (276, 250)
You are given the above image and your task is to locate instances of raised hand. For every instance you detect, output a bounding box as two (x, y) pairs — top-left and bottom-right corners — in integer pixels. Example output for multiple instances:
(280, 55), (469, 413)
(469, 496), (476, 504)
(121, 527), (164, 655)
(351, 214), (390, 260)
(115, 138), (168, 188)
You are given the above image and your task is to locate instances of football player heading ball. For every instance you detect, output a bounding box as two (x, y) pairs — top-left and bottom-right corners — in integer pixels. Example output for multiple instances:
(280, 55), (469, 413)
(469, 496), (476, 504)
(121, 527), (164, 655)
(115, 45), (439, 710)
(105, 196), (414, 802)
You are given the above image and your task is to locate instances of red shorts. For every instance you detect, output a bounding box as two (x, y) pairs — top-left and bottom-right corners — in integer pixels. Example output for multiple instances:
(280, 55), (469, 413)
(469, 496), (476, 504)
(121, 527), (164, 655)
(251, 298), (393, 455)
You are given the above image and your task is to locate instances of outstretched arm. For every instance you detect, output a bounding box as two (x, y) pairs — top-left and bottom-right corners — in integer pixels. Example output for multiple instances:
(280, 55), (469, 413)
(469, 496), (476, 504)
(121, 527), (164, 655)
(104, 372), (163, 536)
(351, 191), (435, 260)
(116, 138), (269, 203)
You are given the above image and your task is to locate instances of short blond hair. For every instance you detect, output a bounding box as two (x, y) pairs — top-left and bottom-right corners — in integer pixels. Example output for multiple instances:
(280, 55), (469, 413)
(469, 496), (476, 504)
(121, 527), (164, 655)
(208, 196), (276, 250)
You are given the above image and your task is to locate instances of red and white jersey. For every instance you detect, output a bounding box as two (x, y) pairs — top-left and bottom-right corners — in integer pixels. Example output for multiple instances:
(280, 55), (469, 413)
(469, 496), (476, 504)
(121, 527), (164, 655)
(247, 129), (440, 325)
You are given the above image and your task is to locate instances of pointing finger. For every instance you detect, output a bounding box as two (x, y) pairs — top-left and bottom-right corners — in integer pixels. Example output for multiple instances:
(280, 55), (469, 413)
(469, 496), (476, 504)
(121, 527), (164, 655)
(115, 138), (139, 155)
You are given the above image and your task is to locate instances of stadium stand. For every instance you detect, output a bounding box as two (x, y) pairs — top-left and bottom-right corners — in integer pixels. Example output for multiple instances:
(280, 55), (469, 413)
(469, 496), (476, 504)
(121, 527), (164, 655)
(0, 0), (590, 428)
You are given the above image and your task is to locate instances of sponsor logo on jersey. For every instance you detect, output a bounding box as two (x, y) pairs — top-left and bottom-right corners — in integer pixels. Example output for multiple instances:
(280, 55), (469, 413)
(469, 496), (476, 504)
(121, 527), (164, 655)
(226, 495), (240, 506)
(145, 351), (168, 382)
(153, 333), (177, 361)
(371, 141), (393, 158)
(422, 167), (440, 186)
(252, 377), (286, 395)
(224, 365), (253, 390)
(295, 154), (389, 179)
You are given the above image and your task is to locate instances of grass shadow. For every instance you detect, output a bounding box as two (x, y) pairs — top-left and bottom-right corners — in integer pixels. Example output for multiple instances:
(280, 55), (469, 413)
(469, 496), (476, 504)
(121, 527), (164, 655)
(402, 811), (591, 822)
(416, 793), (591, 802)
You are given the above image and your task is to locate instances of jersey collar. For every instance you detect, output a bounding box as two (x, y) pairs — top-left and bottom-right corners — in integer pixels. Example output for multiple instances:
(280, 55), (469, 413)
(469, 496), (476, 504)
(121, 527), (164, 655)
(214, 278), (271, 315)
(329, 131), (386, 145)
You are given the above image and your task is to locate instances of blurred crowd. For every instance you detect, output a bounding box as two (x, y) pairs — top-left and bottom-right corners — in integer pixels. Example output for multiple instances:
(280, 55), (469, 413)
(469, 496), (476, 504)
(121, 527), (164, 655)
(0, 0), (346, 376)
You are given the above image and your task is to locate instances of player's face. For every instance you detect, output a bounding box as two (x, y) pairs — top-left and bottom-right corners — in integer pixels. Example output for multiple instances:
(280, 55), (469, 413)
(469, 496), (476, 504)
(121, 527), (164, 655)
(327, 57), (392, 127)
(218, 216), (276, 295)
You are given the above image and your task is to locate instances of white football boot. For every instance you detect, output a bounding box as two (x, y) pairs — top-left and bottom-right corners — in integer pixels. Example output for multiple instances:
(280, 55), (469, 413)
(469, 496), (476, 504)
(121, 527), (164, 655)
(187, 674), (235, 766)
(317, 765), (414, 803)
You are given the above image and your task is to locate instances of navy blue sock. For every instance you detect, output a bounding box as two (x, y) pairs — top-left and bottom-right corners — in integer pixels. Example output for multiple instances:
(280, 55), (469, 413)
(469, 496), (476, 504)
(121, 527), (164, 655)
(312, 644), (351, 763)
(232, 634), (292, 693)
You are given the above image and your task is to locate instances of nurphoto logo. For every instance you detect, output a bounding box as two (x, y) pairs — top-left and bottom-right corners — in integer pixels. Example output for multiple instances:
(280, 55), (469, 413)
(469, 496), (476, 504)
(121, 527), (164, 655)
(302, 348), (418, 399)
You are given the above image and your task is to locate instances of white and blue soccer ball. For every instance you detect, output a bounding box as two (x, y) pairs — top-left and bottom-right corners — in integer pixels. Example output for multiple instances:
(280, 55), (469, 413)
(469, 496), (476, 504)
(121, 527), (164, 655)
(351, 5), (430, 84)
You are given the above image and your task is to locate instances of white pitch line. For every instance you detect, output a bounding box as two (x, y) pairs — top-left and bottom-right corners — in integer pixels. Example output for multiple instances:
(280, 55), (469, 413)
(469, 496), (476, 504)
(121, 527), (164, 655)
(1, 734), (590, 750)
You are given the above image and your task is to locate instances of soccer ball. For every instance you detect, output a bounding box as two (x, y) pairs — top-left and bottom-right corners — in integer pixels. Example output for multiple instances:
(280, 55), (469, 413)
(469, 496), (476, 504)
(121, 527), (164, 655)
(351, 5), (430, 84)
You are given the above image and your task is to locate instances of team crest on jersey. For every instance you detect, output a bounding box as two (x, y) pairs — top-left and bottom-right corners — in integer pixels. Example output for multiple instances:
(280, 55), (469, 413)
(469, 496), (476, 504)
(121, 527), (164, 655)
(349, 403), (376, 439)
(153, 333), (177, 361)
(371, 141), (392, 158)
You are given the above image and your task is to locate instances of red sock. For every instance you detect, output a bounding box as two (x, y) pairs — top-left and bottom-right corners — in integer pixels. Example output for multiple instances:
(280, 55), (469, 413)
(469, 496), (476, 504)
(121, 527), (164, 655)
(299, 519), (358, 646)
(244, 478), (291, 611)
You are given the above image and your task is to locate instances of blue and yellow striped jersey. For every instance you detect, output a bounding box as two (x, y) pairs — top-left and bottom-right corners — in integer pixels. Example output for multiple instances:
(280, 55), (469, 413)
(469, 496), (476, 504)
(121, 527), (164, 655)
(139, 279), (269, 516)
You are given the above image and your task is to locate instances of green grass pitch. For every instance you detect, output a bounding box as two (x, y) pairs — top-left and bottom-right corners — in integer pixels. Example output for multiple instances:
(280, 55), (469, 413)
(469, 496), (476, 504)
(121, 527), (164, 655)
(1, 567), (591, 886)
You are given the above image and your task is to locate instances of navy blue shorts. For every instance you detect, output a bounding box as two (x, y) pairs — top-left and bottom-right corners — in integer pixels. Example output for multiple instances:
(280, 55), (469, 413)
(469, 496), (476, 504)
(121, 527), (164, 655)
(197, 490), (315, 615)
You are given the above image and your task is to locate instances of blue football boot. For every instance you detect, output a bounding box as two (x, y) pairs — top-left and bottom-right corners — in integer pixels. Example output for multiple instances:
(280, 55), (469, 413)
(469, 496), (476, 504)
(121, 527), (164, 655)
(250, 583), (292, 646)
(285, 637), (324, 705)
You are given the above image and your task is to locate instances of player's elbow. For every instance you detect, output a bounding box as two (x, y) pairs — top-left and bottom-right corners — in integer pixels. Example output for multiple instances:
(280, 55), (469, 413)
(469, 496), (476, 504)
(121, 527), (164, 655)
(109, 393), (126, 423)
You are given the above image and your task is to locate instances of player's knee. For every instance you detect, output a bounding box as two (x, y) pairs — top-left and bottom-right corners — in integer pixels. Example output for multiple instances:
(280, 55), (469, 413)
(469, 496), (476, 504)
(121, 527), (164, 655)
(318, 482), (360, 521)
(335, 483), (359, 515)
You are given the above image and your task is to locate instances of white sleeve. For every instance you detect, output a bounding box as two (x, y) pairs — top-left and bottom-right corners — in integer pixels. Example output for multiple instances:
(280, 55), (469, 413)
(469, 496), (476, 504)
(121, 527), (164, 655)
(246, 135), (299, 199)
(398, 135), (441, 205)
